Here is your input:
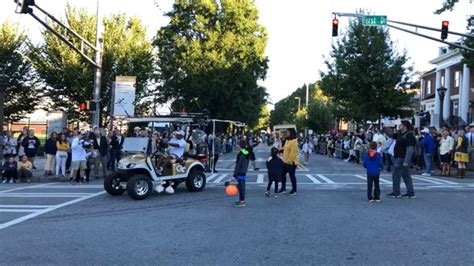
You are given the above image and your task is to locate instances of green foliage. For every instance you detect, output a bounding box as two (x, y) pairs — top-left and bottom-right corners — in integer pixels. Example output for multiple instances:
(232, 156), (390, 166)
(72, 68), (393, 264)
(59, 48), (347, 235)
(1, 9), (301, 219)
(29, 5), (154, 126)
(320, 17), (413, 124)
(0, 21), (40, 121)
(154, 0), (268, 127)
(434, 0), (460, 14)
(270, 84), (316, 127)
(254, 105), (271, 132)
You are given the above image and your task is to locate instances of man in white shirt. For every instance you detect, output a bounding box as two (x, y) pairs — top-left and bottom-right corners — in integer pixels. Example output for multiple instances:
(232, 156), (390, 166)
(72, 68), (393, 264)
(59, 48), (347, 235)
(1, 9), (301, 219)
(465, 124), (474, 149)
(71, 130), (88, 183)
(168, 130), (187, 158)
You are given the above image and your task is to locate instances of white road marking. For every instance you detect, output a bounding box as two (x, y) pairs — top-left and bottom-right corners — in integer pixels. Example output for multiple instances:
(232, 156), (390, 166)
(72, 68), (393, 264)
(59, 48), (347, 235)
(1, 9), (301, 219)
(305, 174), (321, 184)
(316, 174), (335, 184)
(0, 205), (54, 208)
(31, 185), (104, 189)
(213, 174), (228, 183)
(412, 176), (444, 184)
(0, 193), (93, 198)
(257, 174), (264, 184)
(416, 176), (458, 185)
(354, 175), (392, 185)
(0, 209), (37, 213)
(206, 174), (218, 182)
(0, 183), (58, 194)
(0, 191), (106, 230)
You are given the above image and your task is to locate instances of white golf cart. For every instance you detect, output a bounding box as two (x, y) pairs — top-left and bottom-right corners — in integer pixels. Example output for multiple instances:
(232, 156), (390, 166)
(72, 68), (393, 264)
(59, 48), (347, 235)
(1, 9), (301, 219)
(104, 117), (208, 200)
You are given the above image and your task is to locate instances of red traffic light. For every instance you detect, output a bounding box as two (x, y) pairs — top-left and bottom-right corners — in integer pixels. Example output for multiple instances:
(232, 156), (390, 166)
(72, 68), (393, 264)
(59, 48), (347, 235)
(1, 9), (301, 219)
(441, 20), (449, 40)
(80, 102), (87, 112)
(333, 18), (339, 25)
(332, 18), (339, 37)
(442, 20), (449, 27)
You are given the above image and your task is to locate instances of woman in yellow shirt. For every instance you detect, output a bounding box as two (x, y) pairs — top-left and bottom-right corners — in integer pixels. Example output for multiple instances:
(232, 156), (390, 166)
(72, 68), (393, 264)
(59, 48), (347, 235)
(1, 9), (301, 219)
(56, 133), (70, 178)
(280, 131), (300, 195)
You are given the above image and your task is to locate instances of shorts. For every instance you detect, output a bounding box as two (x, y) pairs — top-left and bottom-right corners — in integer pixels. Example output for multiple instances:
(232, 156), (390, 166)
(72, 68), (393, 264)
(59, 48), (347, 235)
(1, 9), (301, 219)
(25, 150), (36, 158)
(440, 153), (451, 163)
(249, 152), (256, 161)
(71, 160), (87, 171)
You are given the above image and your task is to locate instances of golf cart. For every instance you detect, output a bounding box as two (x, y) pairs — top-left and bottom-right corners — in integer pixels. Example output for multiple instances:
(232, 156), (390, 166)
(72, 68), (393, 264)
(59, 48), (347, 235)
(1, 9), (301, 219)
(104, 116), (208, 200)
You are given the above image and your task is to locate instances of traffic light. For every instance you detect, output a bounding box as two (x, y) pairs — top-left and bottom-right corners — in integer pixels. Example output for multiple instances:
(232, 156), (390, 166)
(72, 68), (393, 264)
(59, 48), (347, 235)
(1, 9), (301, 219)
(80, 101), (96, 112)
(14, 0), (35, 14)
(332, 18), (339, 37)
(441, 20), (449, 40)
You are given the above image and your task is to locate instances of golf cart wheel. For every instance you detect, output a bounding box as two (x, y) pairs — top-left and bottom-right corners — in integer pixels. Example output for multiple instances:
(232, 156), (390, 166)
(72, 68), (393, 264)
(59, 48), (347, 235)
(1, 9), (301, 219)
(126, 174), (153, 200)
(186, 170), (206, 192)
(104, 172), (125, 196)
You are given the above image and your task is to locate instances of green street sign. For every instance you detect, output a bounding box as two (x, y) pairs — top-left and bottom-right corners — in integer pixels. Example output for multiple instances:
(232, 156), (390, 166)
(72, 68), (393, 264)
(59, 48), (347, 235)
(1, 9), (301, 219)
(362, 15), (387, 26)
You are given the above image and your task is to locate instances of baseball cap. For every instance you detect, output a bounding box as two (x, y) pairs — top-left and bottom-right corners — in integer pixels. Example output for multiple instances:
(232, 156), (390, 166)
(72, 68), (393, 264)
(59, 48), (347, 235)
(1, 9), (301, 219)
(421, 128), (430, 134)
(176, 130), (185, 136)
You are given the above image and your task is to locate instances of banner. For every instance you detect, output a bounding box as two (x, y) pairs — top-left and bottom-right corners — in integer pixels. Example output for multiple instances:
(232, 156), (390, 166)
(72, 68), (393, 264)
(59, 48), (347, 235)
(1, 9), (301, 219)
(112, 76), (136, 117)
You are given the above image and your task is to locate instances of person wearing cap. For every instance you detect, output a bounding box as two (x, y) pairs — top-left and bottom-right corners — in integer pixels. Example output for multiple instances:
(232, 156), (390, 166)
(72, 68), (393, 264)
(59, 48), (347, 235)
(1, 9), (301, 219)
(421, 127), (435, 177)
(132, 126), (141, 137)
(168, 130), (187, 159)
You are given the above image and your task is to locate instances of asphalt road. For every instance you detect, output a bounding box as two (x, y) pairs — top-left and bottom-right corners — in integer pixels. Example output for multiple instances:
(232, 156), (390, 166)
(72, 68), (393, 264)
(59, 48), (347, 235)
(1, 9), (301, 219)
(1, 144), (473, 265)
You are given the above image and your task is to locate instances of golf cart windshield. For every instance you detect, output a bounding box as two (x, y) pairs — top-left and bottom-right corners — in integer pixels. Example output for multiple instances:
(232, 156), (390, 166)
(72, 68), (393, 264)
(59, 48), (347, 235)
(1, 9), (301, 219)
(122, 137), (149, 153)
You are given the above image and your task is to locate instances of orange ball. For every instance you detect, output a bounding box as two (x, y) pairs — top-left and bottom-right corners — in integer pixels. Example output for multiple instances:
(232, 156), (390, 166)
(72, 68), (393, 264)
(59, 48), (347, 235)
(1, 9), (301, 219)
(226, 184), (238, 196)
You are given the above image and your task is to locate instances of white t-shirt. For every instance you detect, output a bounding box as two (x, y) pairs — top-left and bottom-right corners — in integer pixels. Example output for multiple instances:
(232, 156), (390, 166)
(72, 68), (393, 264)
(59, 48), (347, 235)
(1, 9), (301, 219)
(169, 138), (187, 158)
(71, 137), (87, 161)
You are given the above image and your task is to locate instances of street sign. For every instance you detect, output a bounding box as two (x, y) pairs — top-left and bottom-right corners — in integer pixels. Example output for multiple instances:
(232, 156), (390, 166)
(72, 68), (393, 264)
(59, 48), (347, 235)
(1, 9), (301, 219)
(362, 15), (387, 26)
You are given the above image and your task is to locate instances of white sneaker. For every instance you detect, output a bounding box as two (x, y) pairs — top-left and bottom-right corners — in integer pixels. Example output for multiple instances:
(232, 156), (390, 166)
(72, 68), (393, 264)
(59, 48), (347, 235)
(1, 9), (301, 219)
(9, 180), (14, 184)
(2, 180), (7, 184)
(421, 173), (431, 177)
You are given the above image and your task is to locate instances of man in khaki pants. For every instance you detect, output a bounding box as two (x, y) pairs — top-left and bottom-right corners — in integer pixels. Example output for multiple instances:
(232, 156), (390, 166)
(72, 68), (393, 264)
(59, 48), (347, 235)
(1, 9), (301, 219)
(92, 130), (108, 179)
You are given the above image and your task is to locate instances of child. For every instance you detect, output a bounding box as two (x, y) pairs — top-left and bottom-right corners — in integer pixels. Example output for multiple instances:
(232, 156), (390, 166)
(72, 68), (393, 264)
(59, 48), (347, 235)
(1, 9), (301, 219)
(266, 147), (283, 197)
(233, 140), (250, 207)
(18, 155), (33, 183)
(363, 141), (383, 202)
(2, 157), (18, 183)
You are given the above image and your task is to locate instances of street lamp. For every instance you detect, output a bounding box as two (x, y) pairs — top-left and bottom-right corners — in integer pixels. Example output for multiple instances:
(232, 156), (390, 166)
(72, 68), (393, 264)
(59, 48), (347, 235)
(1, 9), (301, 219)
(437, 87), (447, 128)
(295, 97), (301, 112)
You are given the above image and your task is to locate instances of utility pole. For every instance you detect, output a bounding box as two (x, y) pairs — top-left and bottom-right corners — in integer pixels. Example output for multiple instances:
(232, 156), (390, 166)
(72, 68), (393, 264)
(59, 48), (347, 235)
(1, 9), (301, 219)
(92, 0), (103, 127)
(0, 74), (8, 161)
(305, 83), (309, 108)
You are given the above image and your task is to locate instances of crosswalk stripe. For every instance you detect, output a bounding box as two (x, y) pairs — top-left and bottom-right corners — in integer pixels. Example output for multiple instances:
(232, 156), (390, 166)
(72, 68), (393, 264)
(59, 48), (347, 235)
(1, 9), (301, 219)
(213, 174), (228, 183)
(354, 175), (392, 185)
(0, 209), (37, 213)
(417, 176), (458, 185)
(0, 205), (54, 208)
(206, 174), (218, 182)
(257, 174), (264, 184)
(305, 174), (321, 184)
(412, 176), (444, 184)
(316, 174), (335, 184)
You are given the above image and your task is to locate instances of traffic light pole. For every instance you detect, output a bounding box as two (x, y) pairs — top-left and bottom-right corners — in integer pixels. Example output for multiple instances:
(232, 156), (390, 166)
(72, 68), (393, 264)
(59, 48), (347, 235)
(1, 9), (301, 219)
(331, 12), (474, 52)
(15, 0), (103, 127)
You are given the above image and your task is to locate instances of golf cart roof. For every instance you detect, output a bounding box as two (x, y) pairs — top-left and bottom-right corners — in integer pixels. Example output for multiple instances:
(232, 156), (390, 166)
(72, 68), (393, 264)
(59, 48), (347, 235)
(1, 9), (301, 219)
(209, 119), (246, 128)
(127, 117), (195, 123)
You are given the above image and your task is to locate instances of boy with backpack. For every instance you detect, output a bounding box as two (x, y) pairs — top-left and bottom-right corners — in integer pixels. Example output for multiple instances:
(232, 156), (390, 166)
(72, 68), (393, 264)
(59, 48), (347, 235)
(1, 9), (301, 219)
(266, 147), (284, 197)
(363, 141), (384, 202)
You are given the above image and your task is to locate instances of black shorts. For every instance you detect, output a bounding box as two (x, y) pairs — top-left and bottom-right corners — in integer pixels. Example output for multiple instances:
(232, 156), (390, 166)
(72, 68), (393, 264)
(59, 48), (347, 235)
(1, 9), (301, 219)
(440, 153), (451, 163)
(25, 150), (37, 158)
(249, 152), (256, 161)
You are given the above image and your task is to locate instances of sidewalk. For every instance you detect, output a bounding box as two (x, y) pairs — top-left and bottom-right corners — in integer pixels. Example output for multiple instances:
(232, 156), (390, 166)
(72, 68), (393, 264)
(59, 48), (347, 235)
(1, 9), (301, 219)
(314, 153), (474, 181)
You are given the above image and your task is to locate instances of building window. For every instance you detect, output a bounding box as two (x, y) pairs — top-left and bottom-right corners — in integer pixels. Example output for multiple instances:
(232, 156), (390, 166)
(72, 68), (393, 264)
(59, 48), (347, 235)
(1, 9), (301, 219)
(454, 71), (460, 87)
(426, 80), (432, 95)
(441, 76), (445, 87)
(453, 100), (459, 116)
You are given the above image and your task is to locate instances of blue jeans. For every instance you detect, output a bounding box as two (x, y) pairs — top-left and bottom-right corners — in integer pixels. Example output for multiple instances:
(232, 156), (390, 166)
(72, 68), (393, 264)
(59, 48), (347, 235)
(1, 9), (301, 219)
(392, 158), (415, 196)
(385, 153), (393, 172)
(423, 153), (433, 174)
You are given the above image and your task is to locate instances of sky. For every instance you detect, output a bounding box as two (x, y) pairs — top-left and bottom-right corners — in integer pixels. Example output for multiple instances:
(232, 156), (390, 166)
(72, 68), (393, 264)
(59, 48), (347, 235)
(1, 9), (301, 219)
(1, 0), (473, 105)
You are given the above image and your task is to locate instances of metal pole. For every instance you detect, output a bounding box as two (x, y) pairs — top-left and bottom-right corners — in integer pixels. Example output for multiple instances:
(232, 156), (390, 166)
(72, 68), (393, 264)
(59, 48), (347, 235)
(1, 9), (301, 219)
(0, 74), (7, 161)
(439, 94), (445, 128)
(306, 83), (309, 108)
(92, 0), (103, 127)
(212, 120), (216, 174)
(388, 19), (474, 39)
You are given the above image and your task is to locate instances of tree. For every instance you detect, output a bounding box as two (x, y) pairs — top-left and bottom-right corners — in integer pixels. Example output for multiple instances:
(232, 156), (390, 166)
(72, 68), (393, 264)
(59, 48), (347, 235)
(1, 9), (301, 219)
(0, 21), (40, 122)
(154, 0), (268, 127)
(29, 5), (155, 126)
(254, 105), (271, 132)
(434, 0), (460, 14)
(270, 84), (316, 127)
(320, 17), (414, 125)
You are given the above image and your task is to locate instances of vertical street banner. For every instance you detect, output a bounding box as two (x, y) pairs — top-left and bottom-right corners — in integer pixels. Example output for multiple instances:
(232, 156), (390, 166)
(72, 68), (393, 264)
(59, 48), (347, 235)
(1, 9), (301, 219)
(112, 76), (136, 117)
